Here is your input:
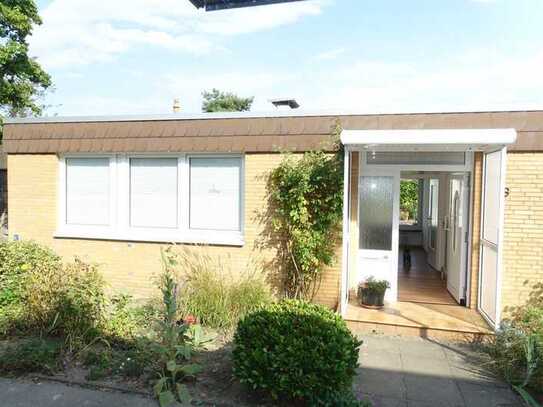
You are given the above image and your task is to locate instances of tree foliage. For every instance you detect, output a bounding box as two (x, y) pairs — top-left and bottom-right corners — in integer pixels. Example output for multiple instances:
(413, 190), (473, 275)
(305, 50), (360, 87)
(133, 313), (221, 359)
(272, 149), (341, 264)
(268, 125), (343, 299)
(400, 179), (419, 220)
(201, 88), (253, 113)
(0, 0), (51, 122)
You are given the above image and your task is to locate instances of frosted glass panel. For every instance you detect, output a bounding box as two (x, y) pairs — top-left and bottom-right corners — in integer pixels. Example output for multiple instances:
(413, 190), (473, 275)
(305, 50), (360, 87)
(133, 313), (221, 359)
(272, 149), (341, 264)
(66, 158), (110, 226)
(359, 176), (393, 250)
(130, 158), (178, 228)
(480, 245), (498, 323)
(190, 157), (241, 231)
(483, 151), (501, 244)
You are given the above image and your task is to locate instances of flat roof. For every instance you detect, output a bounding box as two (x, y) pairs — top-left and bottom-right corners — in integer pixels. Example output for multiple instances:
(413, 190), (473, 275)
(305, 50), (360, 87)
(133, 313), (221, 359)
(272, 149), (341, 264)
(4, 108), (543, 125)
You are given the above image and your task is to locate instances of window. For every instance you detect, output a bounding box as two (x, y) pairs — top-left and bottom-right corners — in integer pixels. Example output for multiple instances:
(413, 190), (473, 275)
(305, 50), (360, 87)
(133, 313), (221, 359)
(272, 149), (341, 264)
(189, 157), (241, 232)
(65, 158), (111, 226)
(130, 158), (178, 229)
(58, 154), (244, 245)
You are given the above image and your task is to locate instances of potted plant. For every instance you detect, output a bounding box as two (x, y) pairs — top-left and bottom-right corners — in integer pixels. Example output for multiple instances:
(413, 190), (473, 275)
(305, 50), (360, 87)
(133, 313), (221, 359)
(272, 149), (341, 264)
(357, 277), (390, 309)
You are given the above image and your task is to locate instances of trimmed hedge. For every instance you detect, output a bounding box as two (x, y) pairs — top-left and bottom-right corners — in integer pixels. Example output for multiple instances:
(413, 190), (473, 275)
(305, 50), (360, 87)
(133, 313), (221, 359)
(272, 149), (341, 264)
(232, 300), (362, 405)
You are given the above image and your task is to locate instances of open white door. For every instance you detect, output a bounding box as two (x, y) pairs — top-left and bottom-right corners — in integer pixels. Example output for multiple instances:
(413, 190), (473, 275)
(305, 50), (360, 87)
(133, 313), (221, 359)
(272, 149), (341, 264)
(479, 148), (506, 327)
(357, 168), (399, 302)
(446, 175), (469, 304)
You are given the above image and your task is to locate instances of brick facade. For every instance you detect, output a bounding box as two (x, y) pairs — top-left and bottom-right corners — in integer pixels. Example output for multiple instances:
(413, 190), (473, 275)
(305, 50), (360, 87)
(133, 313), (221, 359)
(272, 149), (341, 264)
(501, 152), (543, 312)
(6, 151), (543, 314)
(7, 153), (342, 309)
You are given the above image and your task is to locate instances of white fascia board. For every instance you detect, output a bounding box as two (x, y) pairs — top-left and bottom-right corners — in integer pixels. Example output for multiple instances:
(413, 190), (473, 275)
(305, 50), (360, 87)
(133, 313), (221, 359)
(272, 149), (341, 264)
(340, 129), (517, 151)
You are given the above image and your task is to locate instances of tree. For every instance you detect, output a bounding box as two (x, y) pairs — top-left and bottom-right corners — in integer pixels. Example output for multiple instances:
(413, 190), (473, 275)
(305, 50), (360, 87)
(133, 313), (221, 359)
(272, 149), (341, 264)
(201, 88), (253, 113)
(400, 180), (419, 221)
(1, 0), (52, 122)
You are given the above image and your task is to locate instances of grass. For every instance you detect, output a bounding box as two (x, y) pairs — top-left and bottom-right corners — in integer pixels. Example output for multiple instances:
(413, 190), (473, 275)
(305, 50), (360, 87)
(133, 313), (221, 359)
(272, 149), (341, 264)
(176, 246), (272, 331)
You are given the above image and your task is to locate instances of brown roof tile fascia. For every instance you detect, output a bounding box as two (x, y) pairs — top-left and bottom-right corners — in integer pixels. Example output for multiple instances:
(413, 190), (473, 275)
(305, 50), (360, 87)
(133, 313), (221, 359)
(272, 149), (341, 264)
(3, 111), (543, 153)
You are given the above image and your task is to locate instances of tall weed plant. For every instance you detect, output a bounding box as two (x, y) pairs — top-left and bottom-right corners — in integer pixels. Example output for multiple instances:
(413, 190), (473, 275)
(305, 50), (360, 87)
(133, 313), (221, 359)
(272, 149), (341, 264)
(176, 246), (272, 331)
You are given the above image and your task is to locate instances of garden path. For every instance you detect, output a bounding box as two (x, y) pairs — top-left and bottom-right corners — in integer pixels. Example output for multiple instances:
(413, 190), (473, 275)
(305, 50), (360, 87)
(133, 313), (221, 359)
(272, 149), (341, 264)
(355, 334), (522, 407)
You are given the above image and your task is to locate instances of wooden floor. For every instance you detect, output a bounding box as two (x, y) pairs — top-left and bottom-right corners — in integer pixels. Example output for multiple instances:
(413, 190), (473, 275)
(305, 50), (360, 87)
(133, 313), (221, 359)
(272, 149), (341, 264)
(346, 247), (492, 339)
(398, 247), (458, 305)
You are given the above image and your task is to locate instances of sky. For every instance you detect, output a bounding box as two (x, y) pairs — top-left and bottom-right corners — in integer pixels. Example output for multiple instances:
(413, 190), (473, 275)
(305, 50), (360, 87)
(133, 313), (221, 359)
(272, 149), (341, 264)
(30, 0), (543, 116)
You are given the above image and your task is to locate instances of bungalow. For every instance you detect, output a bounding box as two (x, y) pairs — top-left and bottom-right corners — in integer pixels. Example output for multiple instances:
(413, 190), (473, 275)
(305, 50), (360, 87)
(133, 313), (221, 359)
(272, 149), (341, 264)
(3, 110), (542, 337)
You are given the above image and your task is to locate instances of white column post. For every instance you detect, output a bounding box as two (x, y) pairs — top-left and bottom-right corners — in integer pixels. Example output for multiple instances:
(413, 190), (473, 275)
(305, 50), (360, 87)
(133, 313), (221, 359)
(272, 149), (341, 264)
(339, 147), (351, 316)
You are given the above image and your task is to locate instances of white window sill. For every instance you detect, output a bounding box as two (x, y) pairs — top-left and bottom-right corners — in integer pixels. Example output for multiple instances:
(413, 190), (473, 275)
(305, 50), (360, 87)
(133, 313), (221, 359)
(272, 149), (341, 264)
(54, 228), (245, 247)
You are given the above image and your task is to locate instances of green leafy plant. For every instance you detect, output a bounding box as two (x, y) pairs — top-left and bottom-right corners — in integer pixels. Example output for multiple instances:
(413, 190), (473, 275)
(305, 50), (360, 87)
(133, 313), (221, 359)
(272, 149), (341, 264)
(232, 300), (361, 405)
(0, 240), (61, 307)
(400, 179), (419, 221)
(152, 247), (204, 407)
(268, 124), (344, 299)
(0, 338), (62, 375)
(177, 246), (272, 331)
(360, 277), (390, 295)
(24, 257), (107, 352)
(487, 286), (542, 403)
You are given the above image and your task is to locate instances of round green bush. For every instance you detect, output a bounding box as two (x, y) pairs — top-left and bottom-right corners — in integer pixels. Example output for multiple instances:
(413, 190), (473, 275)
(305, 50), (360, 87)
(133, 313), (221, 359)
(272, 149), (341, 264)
(232, 300), (362, 405)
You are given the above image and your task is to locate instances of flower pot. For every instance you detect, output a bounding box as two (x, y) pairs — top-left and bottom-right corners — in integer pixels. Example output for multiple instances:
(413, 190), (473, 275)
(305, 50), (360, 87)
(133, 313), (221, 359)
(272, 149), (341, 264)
(357, 285), (386, 309)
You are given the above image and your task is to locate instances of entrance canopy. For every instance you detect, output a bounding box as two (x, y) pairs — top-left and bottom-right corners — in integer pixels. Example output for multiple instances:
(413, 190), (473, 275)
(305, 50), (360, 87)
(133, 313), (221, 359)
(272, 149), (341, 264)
(341, 129), (517, 152)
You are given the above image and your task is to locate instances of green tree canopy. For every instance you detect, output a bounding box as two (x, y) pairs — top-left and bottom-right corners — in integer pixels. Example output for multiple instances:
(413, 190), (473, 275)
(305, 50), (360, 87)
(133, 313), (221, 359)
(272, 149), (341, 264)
(400, 179), (419, 220)
(201, 88), (253, 113)
(1, 0), (52, 121)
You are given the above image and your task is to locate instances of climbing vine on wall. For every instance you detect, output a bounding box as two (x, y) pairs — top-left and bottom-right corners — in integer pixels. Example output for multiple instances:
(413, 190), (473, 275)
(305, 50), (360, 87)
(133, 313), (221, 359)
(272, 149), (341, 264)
(268, 123), (344, 300)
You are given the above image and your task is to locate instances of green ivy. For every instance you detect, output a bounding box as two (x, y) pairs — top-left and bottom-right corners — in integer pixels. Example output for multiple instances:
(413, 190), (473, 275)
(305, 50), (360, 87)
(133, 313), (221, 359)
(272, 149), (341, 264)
(268, 124), (343, 299)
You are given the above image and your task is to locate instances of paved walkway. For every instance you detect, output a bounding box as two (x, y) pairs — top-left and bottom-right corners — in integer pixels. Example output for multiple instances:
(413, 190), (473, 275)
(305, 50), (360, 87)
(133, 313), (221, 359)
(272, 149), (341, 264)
(0, 378), (155, 407)
(355, 334), (522, 407)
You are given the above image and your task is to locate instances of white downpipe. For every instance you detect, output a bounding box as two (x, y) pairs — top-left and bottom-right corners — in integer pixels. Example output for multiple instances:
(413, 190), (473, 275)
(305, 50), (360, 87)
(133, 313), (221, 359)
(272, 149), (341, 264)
(339, 148), (351, 316)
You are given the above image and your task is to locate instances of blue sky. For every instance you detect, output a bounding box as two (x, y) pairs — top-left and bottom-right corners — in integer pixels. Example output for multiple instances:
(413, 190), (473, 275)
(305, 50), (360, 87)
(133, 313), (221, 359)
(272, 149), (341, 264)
(31, 0), (543, 116)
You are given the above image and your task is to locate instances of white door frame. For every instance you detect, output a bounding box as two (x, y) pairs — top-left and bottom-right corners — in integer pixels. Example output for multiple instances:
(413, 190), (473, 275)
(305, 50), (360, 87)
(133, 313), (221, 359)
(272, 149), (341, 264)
(357, 165), (400, 302)
(339, 128), (516, 319)
(445, 173), (470, 304)
(478, 147), (507, 329)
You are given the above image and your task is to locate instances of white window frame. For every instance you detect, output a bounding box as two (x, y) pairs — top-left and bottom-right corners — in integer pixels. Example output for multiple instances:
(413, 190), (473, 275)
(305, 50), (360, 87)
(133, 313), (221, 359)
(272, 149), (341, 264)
(56, 153), (245, 246)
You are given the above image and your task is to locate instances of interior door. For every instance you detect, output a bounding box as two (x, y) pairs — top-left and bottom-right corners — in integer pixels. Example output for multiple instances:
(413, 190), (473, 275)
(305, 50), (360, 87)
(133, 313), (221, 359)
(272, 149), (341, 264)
(358, 171), (399, 302)
(446, 175), (469, 304)
(479, 149), (506, 327)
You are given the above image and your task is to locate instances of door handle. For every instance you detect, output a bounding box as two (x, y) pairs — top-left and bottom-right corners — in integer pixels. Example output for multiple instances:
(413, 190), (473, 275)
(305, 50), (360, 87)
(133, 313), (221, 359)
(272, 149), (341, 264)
(363, 255), (389, 260)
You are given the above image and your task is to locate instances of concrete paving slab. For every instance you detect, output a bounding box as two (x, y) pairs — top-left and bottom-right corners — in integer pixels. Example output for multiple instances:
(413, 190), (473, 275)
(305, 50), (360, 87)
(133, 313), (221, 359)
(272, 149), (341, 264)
(0, 378), (156, 407)
(359, 350), (403, 370)
(354, 368), (406, 399)
(357, 334), (520, 407)
(401, 355), (452, 377)
(403, 375), (464, 406)
(456, 382), (523, 407)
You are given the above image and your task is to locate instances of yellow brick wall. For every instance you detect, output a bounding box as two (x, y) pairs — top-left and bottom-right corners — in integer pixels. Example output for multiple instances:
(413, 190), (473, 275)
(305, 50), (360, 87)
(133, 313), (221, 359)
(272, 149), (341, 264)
(501, 152), (543, 311)
(7, 153), (342, 308)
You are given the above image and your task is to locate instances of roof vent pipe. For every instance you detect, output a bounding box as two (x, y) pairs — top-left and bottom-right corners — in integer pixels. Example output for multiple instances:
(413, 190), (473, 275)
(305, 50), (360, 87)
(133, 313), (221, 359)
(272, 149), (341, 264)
(172, 98), (181, 113)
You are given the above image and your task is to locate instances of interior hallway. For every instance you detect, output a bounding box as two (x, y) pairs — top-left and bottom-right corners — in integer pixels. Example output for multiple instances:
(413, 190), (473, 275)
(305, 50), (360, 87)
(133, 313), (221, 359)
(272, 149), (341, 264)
(398, 247), (458, 305)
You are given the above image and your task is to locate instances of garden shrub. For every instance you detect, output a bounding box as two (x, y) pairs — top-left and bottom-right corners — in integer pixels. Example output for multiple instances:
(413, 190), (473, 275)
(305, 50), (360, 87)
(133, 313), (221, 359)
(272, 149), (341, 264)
(232, 300), (362, 405)
(0, 240), (61, 307)
(0, 338), (62, 375)
(487, 285), (543, 392)
(177, 246), (272, 331)
(24, 257), (107, 351)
